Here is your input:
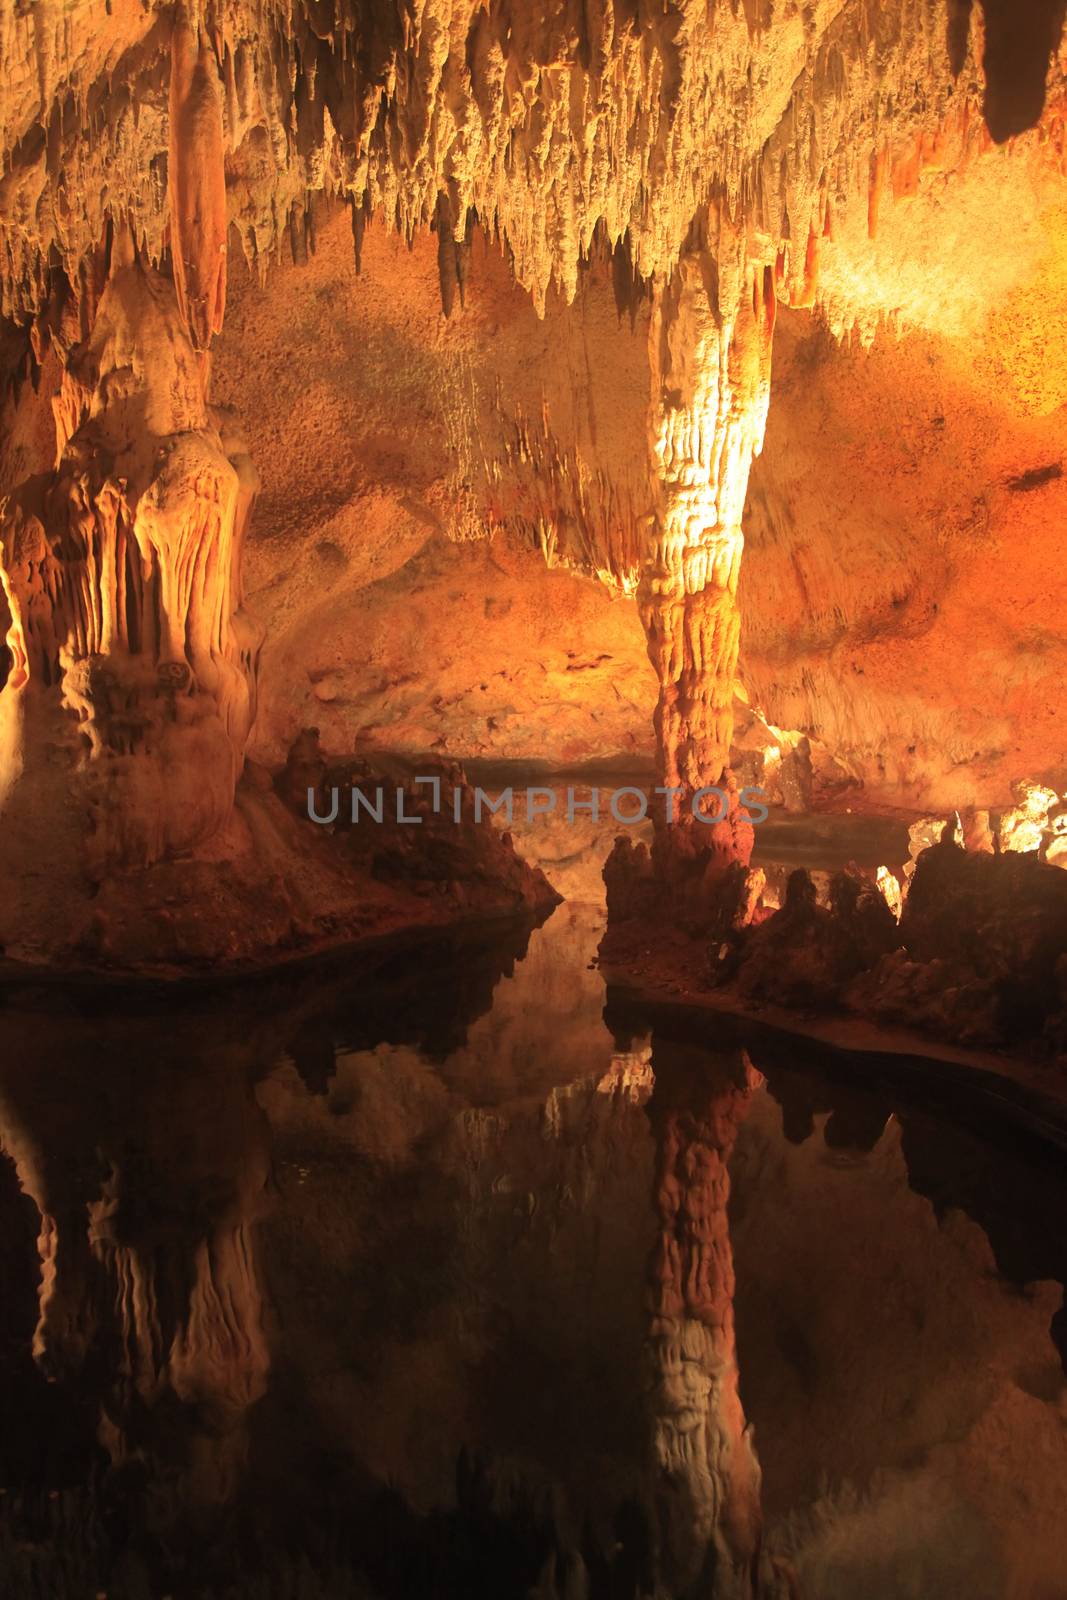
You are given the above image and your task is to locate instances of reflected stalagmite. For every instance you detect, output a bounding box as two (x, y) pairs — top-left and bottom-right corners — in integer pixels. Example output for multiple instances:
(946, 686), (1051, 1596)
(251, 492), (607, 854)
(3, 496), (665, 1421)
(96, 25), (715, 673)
(0, 1012), (271, 1509)
(645, 1041), (790, 1599)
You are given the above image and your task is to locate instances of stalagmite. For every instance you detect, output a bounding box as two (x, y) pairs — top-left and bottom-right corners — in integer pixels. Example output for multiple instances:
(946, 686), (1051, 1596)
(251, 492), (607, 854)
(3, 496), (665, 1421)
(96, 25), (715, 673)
(639, 228), (775, 869)
(0, 225), (260, 955)
(645, 1043), (789, 1599)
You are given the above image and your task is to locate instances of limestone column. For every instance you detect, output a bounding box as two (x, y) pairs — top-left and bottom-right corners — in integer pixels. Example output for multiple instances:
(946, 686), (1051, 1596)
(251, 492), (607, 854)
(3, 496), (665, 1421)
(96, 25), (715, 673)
(645, 1043), (787, 1599)
(0, 19), (258, 960)
(640, 230), (775, 870)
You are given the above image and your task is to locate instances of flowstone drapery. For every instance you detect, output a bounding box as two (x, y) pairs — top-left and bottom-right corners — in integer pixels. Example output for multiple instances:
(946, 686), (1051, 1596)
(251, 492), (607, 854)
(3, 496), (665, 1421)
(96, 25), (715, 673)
(0, 228), (260, 955)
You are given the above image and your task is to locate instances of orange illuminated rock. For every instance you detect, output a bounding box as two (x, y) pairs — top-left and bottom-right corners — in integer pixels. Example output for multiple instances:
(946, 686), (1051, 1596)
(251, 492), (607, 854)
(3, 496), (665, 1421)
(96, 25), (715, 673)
(1, 2), (1067, 977)
(168, 15), (229, 350)
(639, 231), (775, 871)
(0, 1), (1064, 327)
(0, 237), (259, 951)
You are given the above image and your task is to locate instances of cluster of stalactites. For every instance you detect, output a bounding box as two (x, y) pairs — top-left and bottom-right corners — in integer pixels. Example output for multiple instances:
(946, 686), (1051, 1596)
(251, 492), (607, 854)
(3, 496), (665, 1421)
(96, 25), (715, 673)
(5, 0), (1062, 329)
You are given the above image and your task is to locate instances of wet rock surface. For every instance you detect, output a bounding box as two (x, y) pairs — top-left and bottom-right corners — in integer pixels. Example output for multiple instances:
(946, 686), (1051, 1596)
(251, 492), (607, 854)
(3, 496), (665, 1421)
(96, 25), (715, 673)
(732, 868), (900, 1012)
(861, 831), (1067, 1048)
(605, 817), (1067, 1060)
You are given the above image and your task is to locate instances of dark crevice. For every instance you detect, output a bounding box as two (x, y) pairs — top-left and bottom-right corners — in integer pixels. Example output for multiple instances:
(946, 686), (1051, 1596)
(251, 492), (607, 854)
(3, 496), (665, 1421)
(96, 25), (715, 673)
(1007, 462), (1063, 492)
(977, 0), (1067, 142)
(947, 0), (973, 75)
(0, 583), (10, 690)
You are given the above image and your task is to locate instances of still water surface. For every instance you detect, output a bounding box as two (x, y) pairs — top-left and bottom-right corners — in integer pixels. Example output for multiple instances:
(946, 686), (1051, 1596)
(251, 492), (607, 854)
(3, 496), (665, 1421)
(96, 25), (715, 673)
(0, 813), (1065, 1598)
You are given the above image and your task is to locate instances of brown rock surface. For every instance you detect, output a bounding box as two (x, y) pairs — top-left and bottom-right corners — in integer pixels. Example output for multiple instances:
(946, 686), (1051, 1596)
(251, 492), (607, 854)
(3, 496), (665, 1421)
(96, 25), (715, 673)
(744, 281), (1067, 811)
(2, 3), (1067, 972)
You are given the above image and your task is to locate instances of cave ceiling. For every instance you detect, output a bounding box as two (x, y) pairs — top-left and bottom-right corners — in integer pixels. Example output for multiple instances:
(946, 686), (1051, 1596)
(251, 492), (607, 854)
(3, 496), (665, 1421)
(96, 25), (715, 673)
(1, 0), (1065, 331)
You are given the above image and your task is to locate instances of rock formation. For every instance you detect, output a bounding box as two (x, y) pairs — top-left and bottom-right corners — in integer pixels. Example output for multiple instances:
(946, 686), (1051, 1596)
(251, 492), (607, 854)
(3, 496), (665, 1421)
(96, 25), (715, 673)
(645, 1041), (787, 1598)
(0, 233), (259, 924)
(0, 1006), (273, 1509)
(0, 231), (555, 970)
(688, 827), (1067, 1053)
(863, 826), (1067, 1047)
(640, 231), (774, 868)
(3, 0), (1064, 322)
(0, 2), (1065, 969)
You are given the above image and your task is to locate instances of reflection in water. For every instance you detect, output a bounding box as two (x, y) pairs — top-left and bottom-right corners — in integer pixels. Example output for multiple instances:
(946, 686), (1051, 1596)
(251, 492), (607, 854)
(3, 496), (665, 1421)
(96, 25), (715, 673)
(644, 1046), (775, 1599)
(0, 1007), (272, 1543)
(0, 888), (1065, 1597)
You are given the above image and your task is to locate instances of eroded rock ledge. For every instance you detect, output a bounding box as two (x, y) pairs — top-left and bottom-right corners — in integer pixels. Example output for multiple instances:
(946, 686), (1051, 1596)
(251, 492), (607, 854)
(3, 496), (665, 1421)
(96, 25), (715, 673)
(603, 821), (1067, 1061)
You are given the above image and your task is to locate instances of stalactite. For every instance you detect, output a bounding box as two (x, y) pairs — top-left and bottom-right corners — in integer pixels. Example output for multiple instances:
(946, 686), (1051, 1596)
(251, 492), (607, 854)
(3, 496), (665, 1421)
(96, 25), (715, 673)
(455, 210), (473, 308)
(289, 194), (307, 263)
(868, 141), (888, 237)
(1, 0), (1063, 329)
(611, 230), (648, 328)
(435, 189), (458, 317)
(168, 12), (228, 350)
(349, 187), (367, 272)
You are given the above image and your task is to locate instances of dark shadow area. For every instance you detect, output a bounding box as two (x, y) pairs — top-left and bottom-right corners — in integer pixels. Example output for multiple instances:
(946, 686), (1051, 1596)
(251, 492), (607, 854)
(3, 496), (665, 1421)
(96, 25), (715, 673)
(0, 913), (1063, 1596)
(976, 0), (1067, 141)
(607, 995), (1067, 1371)
(1007, 461), (1063, 492)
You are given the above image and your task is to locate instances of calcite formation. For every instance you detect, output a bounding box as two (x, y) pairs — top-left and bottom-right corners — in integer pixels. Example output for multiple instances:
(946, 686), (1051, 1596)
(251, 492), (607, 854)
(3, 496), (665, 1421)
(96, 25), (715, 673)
(168, 13), (230, 349)
(0, 0), (1065, 966)
(646, 1043), (789, 1598)
(0, 228), (260, 956)
(2, 0), (1064, 324)
(640, 230), (774, 863)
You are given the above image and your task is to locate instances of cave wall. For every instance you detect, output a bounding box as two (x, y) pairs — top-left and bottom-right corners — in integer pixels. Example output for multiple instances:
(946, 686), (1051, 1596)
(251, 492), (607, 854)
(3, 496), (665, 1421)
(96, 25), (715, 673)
(210, 205), (658, 770)
(742, 186), (1067, 811)
(211, 160), (1067, 813)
